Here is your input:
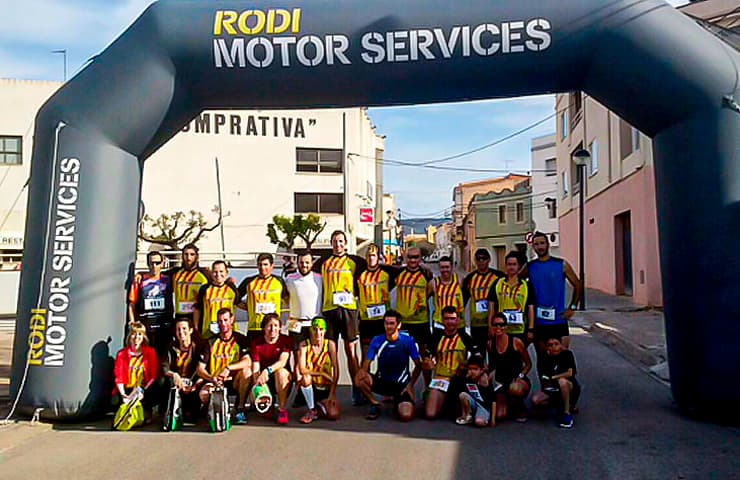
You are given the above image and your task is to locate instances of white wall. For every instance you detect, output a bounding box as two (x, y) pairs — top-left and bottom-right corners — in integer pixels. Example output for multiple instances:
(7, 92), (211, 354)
(0, 271), (20, 315)
(530, 133), (560, 257)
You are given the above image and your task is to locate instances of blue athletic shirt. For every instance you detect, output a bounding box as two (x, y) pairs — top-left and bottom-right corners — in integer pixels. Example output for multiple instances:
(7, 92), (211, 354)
(366, 332), (420, 384)
(527, 257), (566, 325)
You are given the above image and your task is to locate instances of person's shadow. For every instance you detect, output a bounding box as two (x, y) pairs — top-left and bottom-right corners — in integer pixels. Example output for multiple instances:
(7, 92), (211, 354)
(77, 337), (115, 422)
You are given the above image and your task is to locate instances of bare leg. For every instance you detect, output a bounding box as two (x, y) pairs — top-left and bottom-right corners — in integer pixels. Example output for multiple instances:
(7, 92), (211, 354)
(425, 389), (447, 419)
(275, 368), (292, 408)
(558, 378), (572, 414)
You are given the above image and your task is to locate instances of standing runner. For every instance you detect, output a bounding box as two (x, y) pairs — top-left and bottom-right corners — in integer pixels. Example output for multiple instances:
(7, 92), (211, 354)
(393, 247), (433, 355)
(193, 260), (239, 338)
(527, 232), (581, 352)
(237, 253), (289, 344)
(284, 250), (323, 347)
(165, 243), (210, 320)
(488, 251), (535, 343)
(128, 251), (173, 358)
(357, 244), (399, 361)
(431, 256), (465, 332)
(462, 248), (504, 350)
(312, 230), (367, 406)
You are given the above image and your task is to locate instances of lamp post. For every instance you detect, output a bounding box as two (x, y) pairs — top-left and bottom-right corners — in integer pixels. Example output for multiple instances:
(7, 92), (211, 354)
(572, 148), (591, 311)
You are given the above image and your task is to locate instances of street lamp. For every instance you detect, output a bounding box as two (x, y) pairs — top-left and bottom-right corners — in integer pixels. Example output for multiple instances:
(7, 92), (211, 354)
(572, 148), (591, 311)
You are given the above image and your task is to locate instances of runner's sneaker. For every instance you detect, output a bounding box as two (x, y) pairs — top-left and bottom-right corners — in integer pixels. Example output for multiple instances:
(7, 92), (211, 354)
(300, 409), (319, 424)
(277, 408), (289, 425)
(559, 413), (574, 429)
(455, 414), (473, 425)
(366, 403), (381, 420)
(234, 411), (248, 425)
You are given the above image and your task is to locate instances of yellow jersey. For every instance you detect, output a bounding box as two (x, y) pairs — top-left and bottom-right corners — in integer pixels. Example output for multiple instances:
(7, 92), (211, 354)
(395, 268), (432, 325)
(238, 275), (288, 331)
(432, 274), (465, 327)
(168, 267), (210, 316)
(463, 269), (502, 328)
(196, 282), (239, 338)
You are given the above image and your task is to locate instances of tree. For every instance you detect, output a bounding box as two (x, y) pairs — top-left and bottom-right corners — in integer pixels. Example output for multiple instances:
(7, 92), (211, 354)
(138, 208), (224, 250)
(266, 214), (327, 251)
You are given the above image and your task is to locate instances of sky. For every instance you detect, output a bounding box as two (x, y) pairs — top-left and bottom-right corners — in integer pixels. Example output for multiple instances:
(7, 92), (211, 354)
(1, 0), (690, 218)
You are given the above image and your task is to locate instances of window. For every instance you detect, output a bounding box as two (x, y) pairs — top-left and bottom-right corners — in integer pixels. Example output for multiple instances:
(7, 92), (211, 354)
(498, 205), (507, 224)
(294, 193), (344, 214)
(619, 121), (640, 159)
(545, 158), (556, 176)
(545, 198), (557, 219)
(562, 171), (568, 197)
(560, 112), (568, 139)
(590, 139), (599, 175)
(569, 91), (582, 131)
(516, 202), (524, 223)
(0, 136), (22, 165)
(296, 148), (343, 173)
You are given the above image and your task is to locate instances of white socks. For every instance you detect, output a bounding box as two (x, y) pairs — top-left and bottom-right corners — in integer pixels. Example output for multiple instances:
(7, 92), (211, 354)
(301, 386), (315, 409)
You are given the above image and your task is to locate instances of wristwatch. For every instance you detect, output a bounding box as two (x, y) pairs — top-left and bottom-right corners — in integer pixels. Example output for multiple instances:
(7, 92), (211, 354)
(267, 366), (273, 375)
(518, 372), (525, 379)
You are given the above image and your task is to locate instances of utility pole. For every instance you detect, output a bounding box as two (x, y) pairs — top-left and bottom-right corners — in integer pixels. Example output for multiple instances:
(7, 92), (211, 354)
(52, 49), (67, 82)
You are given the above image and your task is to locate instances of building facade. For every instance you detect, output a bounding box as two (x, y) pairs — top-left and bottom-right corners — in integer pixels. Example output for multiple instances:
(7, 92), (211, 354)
(470, 177), (533, 269)
(0, 79), (385, 263)
(530, 133), (560, 258)
(555, 92), (662, 306)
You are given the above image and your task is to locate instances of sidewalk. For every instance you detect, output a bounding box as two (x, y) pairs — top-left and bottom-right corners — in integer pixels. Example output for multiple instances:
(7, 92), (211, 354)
(571, 288), (669, 383)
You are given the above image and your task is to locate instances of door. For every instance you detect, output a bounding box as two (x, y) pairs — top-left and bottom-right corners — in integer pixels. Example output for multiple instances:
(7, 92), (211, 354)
(614, 211), (633, 296)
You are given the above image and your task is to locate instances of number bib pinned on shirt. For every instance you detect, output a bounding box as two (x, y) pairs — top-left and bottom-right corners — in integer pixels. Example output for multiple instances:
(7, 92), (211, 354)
(333, 292), (354, 306)
(178, 301), (194, 314)
(504, 310), (524, 326)
(475, 300), (489, 313)
(255, 302), (276, 314)
(537, 306), (556, 321)
(366, 304), (386, 319)
(144, 297), (165, 311)
(429, 378), (450, 392)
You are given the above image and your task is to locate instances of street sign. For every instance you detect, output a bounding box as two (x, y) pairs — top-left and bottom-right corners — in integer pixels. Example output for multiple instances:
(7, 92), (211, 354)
(525, 231), (534, 244)
(360, 207), (373, 223)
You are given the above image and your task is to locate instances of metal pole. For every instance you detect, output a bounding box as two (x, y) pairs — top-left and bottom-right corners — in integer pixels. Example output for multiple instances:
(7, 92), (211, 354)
(214, 157), (226, 258)
(578, 163), (586, 310)
(52, 49), (67, 82)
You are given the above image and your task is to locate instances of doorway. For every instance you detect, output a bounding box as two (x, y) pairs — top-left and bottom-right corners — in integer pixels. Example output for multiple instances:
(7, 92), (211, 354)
(615, 211), (633, 296)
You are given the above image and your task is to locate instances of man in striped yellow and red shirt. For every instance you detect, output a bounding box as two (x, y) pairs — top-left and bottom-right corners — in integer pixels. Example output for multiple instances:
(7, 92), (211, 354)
(165, 243), (211, 320)
(357, 244), (400, 359)
(237, 252), (289, 344)
(431, 256), (465, 332)
(462, 248), (504, 350)
(194, 260), (239, 338)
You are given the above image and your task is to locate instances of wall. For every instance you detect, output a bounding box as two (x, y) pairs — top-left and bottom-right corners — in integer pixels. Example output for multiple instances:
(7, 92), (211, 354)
(0, 271), (20, 315)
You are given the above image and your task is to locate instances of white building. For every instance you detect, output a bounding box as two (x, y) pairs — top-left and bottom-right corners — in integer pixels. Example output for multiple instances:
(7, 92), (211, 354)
(0, 79), (386, 263)
(530, 133), (560, 257)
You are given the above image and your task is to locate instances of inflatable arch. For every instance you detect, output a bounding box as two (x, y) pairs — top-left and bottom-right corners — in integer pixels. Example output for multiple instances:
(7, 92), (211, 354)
(11, 0), (740, 419)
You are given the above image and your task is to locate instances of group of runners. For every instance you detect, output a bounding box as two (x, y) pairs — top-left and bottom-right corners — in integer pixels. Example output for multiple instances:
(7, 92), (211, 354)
(118, 229), (583, 429)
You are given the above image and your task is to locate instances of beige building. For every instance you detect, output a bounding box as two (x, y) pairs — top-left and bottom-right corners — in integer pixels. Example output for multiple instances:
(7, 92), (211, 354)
(0, 79), (386, 263)
(530, 133), (560, 258)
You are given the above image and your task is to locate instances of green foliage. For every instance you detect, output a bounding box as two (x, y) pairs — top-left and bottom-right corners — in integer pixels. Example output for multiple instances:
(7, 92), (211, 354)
(266, 214), (327, 251)
(138, 209), (221, 250)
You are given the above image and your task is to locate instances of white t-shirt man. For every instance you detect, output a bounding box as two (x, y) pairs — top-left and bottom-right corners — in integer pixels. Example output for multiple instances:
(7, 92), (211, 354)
(285, 270), (323, 332)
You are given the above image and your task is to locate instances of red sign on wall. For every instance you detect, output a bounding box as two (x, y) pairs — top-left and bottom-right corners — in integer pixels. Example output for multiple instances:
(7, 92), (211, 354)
(360, 208), (374, 223)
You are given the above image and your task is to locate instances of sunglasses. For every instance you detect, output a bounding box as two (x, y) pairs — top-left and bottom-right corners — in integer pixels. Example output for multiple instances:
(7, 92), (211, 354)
(150, 261), (163, 265)
(407, 255), (421, 259)
(492, 323), (507, 327)
(475, 257), (489, 261)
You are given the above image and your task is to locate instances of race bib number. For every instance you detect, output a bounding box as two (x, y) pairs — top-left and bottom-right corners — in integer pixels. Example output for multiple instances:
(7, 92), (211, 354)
(333, 292), (354, 306)
(144, 297), (165, 311)
(475, 300), (489, 313)
(537, 307), (556, 321)
(504, 310), (524, 326)
(256, 302), (276, 314)
(366, 304), (386, 318)
(466, 383), (484, 403)
(429, 378), (450, 392)
(178, 301), (194, 313)
(209, 322), (220, 335)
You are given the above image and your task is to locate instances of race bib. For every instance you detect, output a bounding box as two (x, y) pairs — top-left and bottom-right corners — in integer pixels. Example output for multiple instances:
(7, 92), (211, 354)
(366, 304), (386, 318)
(209, 322), (220, 335)
(504, 310), (524, 325)
(178, 301), (194, 313)
(256, 302), (276, 314)
(429, 378), (450, 392)
(144, 297), (165, 311)
(537, 306), (556, 321)
(333, 292), (354, 306)
(475, 300), (489, 313)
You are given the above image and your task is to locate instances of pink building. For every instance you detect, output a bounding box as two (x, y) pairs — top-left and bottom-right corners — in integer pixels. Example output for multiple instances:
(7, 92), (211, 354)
(555, 93), (662, 307)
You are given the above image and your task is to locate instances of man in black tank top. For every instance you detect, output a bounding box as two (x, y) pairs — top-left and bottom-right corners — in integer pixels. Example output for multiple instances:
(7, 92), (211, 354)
(488, 312), (532, 423)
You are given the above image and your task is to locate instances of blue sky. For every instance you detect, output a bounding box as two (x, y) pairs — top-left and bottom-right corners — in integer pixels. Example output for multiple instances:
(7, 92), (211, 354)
(1, 0), (689, 217)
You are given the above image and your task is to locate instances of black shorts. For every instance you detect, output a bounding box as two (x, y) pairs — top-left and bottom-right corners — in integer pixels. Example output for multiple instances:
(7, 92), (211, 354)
(534, 323), (570, 342)
(324, 307), (359, 342)
(402, 323), (431, 350)
(290, 326), (312, 350)
(543, 378), (581, 406)
(470, 326), (489, 350)
(371, 375), (413, 406)
(360, 320), (385, 344)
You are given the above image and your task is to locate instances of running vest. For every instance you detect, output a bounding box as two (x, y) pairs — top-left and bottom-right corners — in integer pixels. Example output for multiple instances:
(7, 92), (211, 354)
(395, 268), (431, 324)
(488, 335), (523, 385)
(239, 275), (286, 331)
(129, 273), (172, 320)
(173, 344), (195, 378)
(170, 267), (210, 316)
(196, 282), (238, 337)
(528, 257), (566, 325)
(358, 268), (392, 321)
(306, 339), (333, 388)
(126, 354), (145, 389)
(321, 255), (360, 311)
(492, 277), (531, 335)
(207, 334), (244, 376)
(433, 333), (468, 378)
(432, 274), (465, 327)
(464, 269), (501, 328)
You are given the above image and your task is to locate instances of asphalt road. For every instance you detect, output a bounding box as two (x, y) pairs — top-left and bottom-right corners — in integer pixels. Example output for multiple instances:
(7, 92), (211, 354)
(0, 328), (737, 480)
